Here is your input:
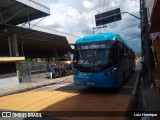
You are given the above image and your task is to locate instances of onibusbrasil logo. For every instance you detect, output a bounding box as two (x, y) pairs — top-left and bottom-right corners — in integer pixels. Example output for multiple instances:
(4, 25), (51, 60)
(1, 112), (42, 118)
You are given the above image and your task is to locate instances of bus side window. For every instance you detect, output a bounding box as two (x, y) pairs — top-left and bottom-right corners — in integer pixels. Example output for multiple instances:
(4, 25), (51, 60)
(121, 45), (124, 58)
(120, 43), (124, 60)
(115, 42), (122, 62)
(109, 48), (117, 64)
(124, 46), (127, 60)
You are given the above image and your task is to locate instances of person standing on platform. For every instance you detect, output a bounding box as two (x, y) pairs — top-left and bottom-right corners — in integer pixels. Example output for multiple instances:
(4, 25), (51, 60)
(48, 62), (53, 79)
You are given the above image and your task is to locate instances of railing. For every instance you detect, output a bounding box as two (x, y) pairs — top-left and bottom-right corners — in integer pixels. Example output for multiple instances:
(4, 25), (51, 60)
(47, 63), (73, 78)
(18, 62), (73, 82)
(31, 63), (47, 78)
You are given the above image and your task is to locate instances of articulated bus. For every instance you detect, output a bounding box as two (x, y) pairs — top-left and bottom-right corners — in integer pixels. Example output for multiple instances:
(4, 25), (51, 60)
(72, 32), (135, 88)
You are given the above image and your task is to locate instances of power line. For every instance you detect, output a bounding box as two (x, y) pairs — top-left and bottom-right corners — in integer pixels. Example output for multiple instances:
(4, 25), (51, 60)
(30, 24), (80, 38)
(126, 34), (140, 41)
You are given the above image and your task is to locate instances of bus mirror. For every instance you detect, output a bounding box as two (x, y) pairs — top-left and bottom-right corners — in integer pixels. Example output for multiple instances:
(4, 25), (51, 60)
(69, 44), (76, 49)
(68, 44), (76, 54)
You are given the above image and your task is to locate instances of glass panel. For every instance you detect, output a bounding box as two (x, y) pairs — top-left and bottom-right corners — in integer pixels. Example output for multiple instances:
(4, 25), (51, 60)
(92, 49), (108, 66)
(75, 49), (108, 67)
(78, 50), (92, 66)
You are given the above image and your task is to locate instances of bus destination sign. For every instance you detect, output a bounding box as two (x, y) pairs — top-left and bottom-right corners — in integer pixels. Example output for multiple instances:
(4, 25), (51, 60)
(78, 44), (106, 50)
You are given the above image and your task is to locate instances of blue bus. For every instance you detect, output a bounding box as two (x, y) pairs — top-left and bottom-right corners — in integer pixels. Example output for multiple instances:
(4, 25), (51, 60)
(71, 32), (135, 88)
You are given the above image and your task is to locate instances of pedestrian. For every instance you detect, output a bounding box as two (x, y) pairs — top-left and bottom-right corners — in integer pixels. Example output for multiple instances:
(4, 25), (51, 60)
(48, 62), (53, 79)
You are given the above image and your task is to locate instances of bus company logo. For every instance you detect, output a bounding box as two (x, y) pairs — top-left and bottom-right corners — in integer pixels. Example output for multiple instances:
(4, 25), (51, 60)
(2, 112), (11, 117)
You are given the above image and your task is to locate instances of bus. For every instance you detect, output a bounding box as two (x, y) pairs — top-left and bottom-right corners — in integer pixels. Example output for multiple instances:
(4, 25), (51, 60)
(71, 32), (135, 88)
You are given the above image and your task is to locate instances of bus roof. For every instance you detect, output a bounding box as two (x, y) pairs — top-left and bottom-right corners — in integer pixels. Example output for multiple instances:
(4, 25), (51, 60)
(76, 32), (127, 45)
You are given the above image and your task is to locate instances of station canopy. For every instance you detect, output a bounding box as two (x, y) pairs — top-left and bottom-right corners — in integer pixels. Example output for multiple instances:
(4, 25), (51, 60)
(0, 25), (71, 58)
(0, 0), (71, 58)
(0, 0), (50, 25)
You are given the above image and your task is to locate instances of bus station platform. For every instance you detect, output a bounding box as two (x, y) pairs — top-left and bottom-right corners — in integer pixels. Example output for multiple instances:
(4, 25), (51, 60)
(0, 75), (73, 97)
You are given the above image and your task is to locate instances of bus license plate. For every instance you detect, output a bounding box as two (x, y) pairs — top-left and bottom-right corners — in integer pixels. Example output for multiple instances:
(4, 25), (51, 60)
(86, 82), (94, 85)
(79, 73), (88, 76)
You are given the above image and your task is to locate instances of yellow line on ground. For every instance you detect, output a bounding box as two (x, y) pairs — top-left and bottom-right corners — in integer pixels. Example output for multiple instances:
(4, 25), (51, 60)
(0, 91), (131, 112)
(0, 91), (78, 111)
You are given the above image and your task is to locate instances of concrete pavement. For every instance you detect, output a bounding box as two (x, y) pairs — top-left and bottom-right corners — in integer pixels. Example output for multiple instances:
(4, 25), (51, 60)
(0, 75), (73, 97)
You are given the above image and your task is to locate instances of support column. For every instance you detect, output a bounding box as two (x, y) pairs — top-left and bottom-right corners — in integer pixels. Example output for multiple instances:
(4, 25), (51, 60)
(8, 35), (12, 56)
(54, 49), (58, 61)
(141, 0), (153, 84)
(11, 34), (19, 56)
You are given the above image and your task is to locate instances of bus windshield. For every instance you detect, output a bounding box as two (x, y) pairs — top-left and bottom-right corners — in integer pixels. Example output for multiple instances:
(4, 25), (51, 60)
(74, 49), (108, 67)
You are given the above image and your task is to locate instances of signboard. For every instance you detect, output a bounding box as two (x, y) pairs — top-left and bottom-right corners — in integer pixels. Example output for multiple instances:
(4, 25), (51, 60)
(77, 44), (106, 50)
(95, 8), (122, 26)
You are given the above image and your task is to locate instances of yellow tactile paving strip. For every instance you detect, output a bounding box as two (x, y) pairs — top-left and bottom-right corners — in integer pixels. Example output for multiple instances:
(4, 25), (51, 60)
(0, 91), (131, 120)
(0, 91), (77, 111)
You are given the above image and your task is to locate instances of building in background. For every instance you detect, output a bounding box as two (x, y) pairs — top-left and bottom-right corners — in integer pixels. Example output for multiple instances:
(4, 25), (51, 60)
(141, 0), (160, 93)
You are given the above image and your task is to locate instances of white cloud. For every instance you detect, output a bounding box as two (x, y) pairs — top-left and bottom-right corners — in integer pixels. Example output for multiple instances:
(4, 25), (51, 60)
(82, 1), (93, 9)
(35, 0), (141, 52)
(41, 12), (65, 28)
(66, 7), (80, 22)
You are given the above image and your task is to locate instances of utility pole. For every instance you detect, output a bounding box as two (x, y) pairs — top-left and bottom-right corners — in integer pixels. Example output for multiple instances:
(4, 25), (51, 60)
(140, 0), (153, 84)
(93, 25), (107, 34)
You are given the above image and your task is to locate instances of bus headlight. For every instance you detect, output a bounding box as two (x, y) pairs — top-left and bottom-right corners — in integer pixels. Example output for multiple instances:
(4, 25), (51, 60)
(105, 67), (117, 76)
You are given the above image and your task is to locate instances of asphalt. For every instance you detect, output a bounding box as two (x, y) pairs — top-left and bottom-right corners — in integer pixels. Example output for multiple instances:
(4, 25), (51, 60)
(0, 75), (73, 97)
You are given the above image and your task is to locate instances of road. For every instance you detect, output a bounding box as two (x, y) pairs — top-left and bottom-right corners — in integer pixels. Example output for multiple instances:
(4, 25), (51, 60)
(135, 57), (141, 70)
(0, 60), (141, 120)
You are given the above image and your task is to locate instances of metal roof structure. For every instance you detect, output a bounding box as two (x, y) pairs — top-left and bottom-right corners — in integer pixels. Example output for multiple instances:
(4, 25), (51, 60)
(0, 0), (50, 25)
(0, 0), (72, 59)
(0, 25), (71, 58)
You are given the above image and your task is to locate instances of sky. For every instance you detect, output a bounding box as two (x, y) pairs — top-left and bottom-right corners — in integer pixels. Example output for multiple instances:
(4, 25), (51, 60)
(33, 0), (141, 52)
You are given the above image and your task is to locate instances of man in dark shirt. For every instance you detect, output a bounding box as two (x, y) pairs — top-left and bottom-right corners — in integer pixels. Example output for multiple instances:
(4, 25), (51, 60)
(48, 62), (53, 79)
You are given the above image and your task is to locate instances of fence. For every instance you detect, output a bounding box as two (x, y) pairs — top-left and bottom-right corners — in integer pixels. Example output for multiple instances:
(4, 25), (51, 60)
(18, 62), (73, 82)
(31, 63), (47, 79)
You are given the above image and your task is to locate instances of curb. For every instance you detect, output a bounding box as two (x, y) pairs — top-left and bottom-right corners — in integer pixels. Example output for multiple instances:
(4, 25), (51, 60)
(126, 71), (140, 120)
(0, 76), (72, 97)
(132, 71), (140, 95)
(0, 82), (57, 97)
